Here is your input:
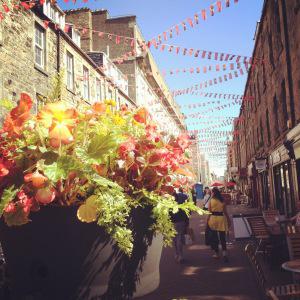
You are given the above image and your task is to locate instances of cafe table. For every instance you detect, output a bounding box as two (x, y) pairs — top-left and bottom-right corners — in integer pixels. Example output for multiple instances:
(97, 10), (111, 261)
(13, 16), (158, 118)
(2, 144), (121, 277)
(282, 259), (300, 273)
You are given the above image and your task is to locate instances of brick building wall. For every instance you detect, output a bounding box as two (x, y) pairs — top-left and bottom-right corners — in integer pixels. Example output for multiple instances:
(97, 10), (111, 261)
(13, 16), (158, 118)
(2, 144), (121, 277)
(235, 0), (300, 213)
(0, 4), (134, 122)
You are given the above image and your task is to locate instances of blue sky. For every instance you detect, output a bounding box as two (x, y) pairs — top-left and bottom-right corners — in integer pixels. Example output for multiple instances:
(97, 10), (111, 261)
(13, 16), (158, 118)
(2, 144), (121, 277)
(59, 0), (264, 176)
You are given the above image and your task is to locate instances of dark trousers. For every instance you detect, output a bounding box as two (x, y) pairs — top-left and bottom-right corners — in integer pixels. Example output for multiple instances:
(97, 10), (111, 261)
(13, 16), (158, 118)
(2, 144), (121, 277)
(210, 230), (227, 253)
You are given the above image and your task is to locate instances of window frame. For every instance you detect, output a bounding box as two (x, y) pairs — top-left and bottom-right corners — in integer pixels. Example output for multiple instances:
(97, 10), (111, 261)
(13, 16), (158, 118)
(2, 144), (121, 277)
(83, 66), (90, 100)
(34, 23), (46, 69)
(66, 51), (74, 92)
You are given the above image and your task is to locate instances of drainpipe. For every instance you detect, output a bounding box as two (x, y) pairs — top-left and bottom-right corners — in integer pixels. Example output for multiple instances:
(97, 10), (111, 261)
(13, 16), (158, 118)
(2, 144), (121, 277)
(280, 0), (296, 126)
(57, 30), (61, 73)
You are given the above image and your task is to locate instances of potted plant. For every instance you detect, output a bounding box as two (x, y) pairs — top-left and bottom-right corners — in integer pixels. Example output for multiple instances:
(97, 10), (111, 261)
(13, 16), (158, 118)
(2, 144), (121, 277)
(0, 94), (200, 299)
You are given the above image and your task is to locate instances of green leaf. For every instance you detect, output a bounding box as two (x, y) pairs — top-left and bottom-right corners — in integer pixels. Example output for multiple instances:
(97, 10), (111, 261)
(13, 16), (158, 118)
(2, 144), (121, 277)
(27, 145), (37, 150)
(87, 133), (118, 160)
(0, 186), (18, 216)
(92, 174), (123, 191)
(42, 156), (81, 182)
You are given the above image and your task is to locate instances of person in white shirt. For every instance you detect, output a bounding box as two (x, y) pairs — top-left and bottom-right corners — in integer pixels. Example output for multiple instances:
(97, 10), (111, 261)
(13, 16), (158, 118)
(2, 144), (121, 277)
(202, 187), (211, 211)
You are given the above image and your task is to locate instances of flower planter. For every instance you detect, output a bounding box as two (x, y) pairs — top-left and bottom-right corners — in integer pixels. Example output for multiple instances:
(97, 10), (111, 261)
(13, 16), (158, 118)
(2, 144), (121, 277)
(0, 206), (163, 300)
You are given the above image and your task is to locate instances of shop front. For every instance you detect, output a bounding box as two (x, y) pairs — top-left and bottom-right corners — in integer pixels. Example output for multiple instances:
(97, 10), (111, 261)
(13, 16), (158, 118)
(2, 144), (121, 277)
(255, 158), (270, 210)
(287, 123), (300, 204)
(270, 146), (294, 216)
(248, 162), (259, 208)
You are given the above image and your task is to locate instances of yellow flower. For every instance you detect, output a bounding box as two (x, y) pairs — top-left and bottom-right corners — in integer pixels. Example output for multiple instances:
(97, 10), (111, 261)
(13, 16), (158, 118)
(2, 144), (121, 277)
(104, 99), (117, 107)
(113, 115), (125, 126)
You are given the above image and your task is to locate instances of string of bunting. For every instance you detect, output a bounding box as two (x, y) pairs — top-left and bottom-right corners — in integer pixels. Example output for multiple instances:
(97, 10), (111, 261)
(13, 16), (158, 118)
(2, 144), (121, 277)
(150, 42), (256, 65)
(161, 62), (249, 77)
(150, 0), (239, 46)
(186, 99), (242, 118)
(172, 67), (248, 96)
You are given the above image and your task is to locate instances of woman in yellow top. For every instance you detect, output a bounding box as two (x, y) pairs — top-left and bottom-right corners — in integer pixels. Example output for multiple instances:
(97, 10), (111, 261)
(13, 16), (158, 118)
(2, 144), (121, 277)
(208, 187), (231, 262)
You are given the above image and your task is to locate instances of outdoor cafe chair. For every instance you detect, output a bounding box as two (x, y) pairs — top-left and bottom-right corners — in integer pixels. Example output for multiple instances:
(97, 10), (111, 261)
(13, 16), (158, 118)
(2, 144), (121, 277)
(245, 243), (300, 300)
(287, 233), (300, 260)
(246, 216), (272, 256)
(263, 210), (280, 226)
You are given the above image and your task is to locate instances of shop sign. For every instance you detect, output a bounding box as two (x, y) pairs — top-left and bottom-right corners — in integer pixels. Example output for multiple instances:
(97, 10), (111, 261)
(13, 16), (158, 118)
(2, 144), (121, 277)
(272, 151), (281, 165)
(255, 159), (267, 171)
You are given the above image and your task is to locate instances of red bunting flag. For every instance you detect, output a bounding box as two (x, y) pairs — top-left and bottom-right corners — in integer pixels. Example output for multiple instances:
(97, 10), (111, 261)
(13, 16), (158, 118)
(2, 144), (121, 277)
(236, 56), (241, 62)
(176, 47), (180, 54)
(0, 11), (4, 21)
(160, 44), (166, 51)
(189, 48), (194, 56)
(20, 2), (31, 10)
(163, 32), (167, 40)
(216, 65), (220, 71)
(224, 54), (230, 61)
(169, 29), (173, 38)
(64, 0), (69, 2)
(183, 48), (187, 55)
(210, 5), (215, 16)
(194, 14), (199, 24)
(187, 18), (194, 27)
(196, 67), (200, 73)
(217, 1), (222, 12)
(201, 9), (207, 20)
(151, 39), (158, 48)
(116, 36), (121, 44)
(234, 0), (238, 3)
(43, 20), (50, 29)
(182, 22), (187, 31)
(175, 25), (180, 35)
(2, 3), (10, 12)
(168, 46), (173, 52)
(226, 0), (230, 7)
(202, 51), (206, 58)
(194, 50), (200, 57)
(208, 52), (212, 59)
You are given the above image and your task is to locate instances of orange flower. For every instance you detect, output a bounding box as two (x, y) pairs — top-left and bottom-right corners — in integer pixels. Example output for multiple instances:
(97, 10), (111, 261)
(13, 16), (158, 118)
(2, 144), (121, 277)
(24, 171), (48, 188)
(37, 102), (78, 147)
(2, 93), (33, 136)
(133, 108), (148, 124)
(0, 163), (9, 177)
(92, 102), (107, 115)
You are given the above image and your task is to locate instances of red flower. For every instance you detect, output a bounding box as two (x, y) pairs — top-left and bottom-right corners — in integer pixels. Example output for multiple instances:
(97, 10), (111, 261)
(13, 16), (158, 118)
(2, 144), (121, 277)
(35, 187), (56, 205)
(0, 163), (9, 177)
(118, 137), (136, 159)
(2, 93), (33, 136)
(133, 108), (148, 124)
(4, 203), (16, 213)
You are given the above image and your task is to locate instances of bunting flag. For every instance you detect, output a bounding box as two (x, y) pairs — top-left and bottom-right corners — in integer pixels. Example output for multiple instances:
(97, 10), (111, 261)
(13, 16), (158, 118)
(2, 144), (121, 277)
(149, 0), (238, 47)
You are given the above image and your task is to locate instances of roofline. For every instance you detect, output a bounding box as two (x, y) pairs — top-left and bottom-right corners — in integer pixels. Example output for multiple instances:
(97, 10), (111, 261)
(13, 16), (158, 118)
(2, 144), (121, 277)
(239, 0), (267, 118)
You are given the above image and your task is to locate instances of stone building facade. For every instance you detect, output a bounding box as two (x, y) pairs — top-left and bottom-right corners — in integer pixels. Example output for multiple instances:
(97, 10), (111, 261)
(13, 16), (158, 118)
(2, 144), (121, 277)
(233, 0), (300, 215)
(64, 8), (185, 136)
(0, 1), (134, 123)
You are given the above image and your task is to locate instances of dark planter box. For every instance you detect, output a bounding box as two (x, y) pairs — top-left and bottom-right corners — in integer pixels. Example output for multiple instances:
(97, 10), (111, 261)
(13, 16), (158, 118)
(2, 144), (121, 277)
(0, 206), (163, 300)
(0, 206), (114, 300)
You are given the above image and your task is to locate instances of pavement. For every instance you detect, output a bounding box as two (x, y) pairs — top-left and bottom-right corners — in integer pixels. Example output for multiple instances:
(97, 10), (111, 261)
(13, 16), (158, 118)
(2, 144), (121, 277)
(138, 204), (292, 300)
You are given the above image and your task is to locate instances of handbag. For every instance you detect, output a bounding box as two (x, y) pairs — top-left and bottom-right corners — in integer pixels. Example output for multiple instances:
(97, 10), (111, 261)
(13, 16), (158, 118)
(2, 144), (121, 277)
(205, 224), (213, 246)
(184, 233), (193, 245)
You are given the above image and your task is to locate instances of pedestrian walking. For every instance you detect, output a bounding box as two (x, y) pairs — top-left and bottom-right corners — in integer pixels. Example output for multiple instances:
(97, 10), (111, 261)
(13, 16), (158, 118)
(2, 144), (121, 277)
(207, 187), (231, 262)
(202, 187), (211, 211)
(171, 187), (189, 263)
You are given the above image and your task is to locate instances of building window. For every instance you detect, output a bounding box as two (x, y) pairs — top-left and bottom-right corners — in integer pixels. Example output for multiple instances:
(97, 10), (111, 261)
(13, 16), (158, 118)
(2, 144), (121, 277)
(260, 118), (264, 145)
(83, 66), (89, 100)
(273, 95), (280, 137)
(66, 52), (74, 91)
(281, 79), (288, 129)
(35, 24), (45, 69)
(266, 109), (271, 145)
(96, 79), (102, 102)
